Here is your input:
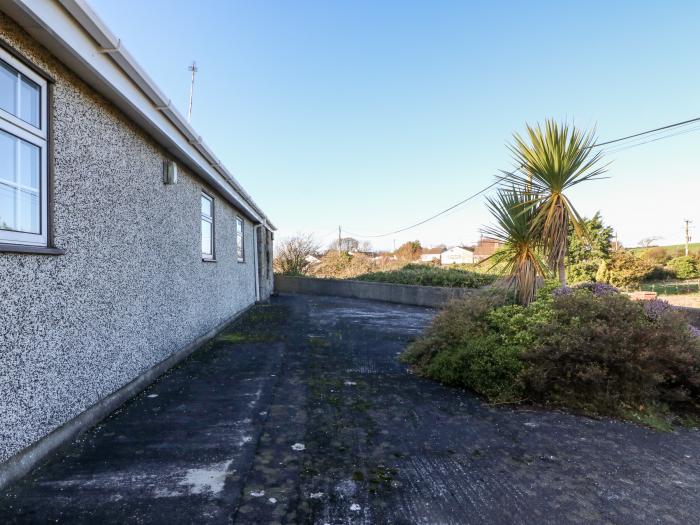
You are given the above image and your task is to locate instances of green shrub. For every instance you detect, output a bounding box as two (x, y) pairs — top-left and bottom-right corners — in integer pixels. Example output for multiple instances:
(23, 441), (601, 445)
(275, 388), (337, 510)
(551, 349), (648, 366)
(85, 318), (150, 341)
(667, 256), (700, 280)
(403, 288), (548, 402)
(424, 336), (524, 402)
(356, 263), (497, 288)
(596, 250), (655, 289)
(401, 289), (509, 368)
(405, 285), (700, 426)
(522, 292), (700, 415)
(566, 260), (600, 284)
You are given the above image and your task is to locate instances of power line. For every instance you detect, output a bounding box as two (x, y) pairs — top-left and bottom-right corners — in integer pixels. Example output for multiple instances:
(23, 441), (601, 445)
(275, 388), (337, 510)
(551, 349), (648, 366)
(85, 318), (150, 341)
(602, 124), (700, 155)
(344, 116), (700, 239)
(592, 115), (700, 148)
(344, 176), (507, 239)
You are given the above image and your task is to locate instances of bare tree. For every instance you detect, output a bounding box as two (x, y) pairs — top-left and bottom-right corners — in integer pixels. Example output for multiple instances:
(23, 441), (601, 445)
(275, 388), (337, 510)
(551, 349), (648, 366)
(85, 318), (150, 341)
(638, 236), (662, 248)
(359, 240), (374, 253)
(328, 237), (360, 253)
(274, 234), (321, 276)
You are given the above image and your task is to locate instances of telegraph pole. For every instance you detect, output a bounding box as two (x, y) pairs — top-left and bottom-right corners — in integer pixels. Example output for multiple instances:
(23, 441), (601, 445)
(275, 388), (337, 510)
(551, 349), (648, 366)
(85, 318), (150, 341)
(187, 61), (198, 122)
(338, 226), (342, 254)
(685, 219), (692, 256)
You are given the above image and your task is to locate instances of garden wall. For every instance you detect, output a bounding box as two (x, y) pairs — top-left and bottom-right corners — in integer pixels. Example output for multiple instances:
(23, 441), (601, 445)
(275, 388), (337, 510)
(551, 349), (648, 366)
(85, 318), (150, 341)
(274, 275), (476, 308)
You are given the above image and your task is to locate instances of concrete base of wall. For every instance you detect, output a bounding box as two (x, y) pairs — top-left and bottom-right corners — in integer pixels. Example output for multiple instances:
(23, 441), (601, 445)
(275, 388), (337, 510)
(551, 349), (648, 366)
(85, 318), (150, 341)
(0, 304), (254, 491)
(274, 275), (476, 308)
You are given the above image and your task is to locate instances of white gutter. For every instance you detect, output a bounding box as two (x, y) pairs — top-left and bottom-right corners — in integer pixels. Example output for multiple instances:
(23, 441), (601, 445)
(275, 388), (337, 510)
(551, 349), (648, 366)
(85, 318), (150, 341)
(4, 0), (274, 231)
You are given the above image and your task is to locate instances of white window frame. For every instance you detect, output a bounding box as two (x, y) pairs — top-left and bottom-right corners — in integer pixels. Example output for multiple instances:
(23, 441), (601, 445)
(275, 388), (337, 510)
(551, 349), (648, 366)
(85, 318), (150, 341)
(201, 192), (215, 260)
(236, 216), (245, 263)
(0, 48), (49, 247)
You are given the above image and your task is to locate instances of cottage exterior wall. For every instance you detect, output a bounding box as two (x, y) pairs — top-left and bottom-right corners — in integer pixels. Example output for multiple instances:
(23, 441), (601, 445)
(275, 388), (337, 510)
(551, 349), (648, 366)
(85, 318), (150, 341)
(0, 13), (271, 462)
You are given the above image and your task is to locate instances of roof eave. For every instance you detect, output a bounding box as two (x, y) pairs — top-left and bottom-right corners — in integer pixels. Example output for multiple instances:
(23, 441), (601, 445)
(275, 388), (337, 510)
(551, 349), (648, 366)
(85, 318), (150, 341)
(3, 0), (275, 230)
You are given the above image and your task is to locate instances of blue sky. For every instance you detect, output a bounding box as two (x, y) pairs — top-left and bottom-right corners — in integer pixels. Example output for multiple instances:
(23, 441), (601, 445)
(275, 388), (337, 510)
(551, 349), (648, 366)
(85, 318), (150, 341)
(90, 0), (700, 251)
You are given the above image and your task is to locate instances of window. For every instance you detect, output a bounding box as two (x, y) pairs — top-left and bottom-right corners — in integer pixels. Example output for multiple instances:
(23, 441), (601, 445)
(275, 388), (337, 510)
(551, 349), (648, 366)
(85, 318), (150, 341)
(0, 49), (48, 247)
(236, 216), (244, 262)
(201, 193), (214, 259)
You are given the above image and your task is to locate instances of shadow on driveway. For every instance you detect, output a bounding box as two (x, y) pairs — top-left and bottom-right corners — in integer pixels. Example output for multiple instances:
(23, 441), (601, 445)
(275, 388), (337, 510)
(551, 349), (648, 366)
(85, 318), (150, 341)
(1, 294), (699, 524)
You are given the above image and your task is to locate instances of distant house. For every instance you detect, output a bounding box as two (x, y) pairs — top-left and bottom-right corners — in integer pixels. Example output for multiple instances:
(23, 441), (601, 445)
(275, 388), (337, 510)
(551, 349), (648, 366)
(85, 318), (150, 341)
(419, 247), (443, 263)
(473, 237), (503, 262)
(440, 246), (475, 265)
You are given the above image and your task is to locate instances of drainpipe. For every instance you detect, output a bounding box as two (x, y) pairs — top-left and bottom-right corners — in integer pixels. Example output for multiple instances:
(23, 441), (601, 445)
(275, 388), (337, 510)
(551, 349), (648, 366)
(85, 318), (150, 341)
(253, 224), (262, 302)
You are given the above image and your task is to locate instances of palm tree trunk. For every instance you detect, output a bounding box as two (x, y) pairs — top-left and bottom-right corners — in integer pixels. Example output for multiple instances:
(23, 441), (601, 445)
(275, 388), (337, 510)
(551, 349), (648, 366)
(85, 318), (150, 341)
(558, 257), (566, 286)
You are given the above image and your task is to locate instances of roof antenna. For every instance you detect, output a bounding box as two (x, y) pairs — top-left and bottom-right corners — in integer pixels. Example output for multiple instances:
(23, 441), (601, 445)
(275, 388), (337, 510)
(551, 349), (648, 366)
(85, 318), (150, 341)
(187, 61), (198, 122)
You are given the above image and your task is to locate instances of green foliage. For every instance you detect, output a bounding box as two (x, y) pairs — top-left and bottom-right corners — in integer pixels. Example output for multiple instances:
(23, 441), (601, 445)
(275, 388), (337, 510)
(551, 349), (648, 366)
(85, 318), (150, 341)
(566, 212), (613, 283)
(401, 289), (510, 368)
(405, 286), (700, 427)
(667, 256), (700, 280)
(482, 188), (548, 305)
(423, 335), (524, 402)
(595, 250), (655, 289)
(356, 263), (496, 288)
(522, 292), (700, 416)
(403, 289), (552, 402)
(501, 120), (607, 285)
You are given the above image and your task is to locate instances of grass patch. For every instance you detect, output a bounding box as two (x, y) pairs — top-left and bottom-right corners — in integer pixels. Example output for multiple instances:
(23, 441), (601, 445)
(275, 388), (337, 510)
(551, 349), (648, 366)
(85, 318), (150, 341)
(216, 332), (277, 344)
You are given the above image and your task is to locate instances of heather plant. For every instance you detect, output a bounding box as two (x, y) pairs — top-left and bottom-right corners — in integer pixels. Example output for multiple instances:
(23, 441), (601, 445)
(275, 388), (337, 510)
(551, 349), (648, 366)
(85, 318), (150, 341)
(643, 299), (675, 321)
(404, 285), (700, 427)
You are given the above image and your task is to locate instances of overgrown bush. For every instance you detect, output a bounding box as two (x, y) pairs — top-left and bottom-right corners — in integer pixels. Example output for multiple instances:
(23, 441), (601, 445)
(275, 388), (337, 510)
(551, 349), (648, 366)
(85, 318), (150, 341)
(311, 251), (376, 279)
(404, 286), (700, 427)
(356, 264), (497, 288)
(402, 289), (510, 368)
(595, 250), (655, 289)
(522, 293), (700, 416)
(667, 256), (700, 280)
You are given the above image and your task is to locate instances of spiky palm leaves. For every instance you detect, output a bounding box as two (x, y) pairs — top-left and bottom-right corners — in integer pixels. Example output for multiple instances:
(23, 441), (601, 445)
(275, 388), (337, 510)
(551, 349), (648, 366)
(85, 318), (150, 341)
(502, 120), (607, 286)
(483, 188), (547, 305)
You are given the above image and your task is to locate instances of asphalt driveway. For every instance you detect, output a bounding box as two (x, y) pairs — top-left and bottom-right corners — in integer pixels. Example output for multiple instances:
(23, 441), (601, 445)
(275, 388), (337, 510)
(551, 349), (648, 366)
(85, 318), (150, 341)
(1, 294), (699, 524)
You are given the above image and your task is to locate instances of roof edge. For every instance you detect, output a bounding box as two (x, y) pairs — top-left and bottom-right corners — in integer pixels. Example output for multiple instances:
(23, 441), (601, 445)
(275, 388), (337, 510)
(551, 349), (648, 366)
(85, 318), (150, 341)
(6, 0), (275, 230)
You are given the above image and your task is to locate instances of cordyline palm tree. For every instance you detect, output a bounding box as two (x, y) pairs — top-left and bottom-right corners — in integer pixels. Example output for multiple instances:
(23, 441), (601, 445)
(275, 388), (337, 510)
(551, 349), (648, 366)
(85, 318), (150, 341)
(502, 120), (607, 286)
(483, 188), (547, 305)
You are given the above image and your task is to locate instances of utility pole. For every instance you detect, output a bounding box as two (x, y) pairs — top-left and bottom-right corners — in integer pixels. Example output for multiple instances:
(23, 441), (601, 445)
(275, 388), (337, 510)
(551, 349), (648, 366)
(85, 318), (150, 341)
(187, 61), (198, 123)
(684, 219), (692, 256)
(338, 226), (342, 254)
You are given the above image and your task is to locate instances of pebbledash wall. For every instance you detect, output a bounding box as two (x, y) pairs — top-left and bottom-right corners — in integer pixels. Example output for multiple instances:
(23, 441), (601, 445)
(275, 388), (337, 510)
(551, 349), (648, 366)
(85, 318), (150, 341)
(0, 12), (273, 464)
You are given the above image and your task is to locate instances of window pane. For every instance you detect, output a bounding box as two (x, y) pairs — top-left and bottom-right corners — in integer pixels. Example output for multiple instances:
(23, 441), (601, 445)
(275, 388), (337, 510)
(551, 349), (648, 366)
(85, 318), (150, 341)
(19, 76), (40, 128)
(19, 140), (39, 189)
(0, 130), (15, 185)
(0, 182), (15, 231)
(201, 195), (212, 217)
(0, 61), (16, 117)
(201, 220), (212, 256)
(16, 188), (39, 233)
